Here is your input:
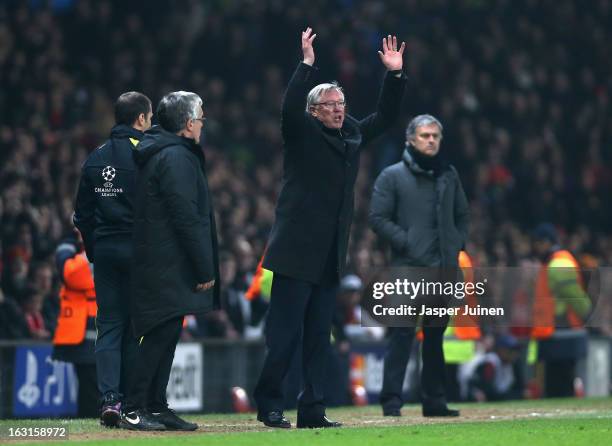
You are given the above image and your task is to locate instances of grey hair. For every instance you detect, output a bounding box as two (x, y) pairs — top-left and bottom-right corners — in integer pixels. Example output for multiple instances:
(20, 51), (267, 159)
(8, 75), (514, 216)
(306, 82), (344, 111)
(157, 91), (203, 133)
(405, 114), (443, 140)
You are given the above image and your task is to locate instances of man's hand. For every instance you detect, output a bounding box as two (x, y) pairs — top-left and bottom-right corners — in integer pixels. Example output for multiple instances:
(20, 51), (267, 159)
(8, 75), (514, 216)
(378, 35), (405, 71)
(302, 27), (317, 66)
(196, 279), (215, 292)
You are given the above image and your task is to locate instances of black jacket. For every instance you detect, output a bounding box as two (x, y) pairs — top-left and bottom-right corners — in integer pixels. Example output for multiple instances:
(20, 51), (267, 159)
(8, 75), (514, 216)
(73, 125), (143, 259)
(369, 148), (470, 267)
(263, 62), (407, 284)
(131, 126), (220, 337)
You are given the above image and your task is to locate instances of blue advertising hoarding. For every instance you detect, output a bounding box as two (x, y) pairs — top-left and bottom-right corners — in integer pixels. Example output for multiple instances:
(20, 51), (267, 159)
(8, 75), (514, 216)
(12, 345), (77, 417)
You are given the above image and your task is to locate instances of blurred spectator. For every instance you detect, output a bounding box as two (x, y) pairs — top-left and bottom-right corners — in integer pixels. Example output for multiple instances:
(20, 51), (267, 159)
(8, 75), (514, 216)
(20, 285), (51, 340)
(0, 286), (30, 339)
(29, 260), (59, 332)
(458, 334), (525, 402)
(333, 274), (384, 352)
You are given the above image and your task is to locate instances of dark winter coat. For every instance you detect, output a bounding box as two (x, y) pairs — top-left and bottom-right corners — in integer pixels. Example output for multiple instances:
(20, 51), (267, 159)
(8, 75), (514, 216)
(263, 62), (407, 283)
(130, 126), (220, 337)
(369, 148), (470, 267)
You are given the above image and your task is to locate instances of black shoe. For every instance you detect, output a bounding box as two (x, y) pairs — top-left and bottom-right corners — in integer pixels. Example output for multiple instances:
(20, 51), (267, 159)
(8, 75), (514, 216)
(422, 406), (460, 417)
(151, 408), (198, 431)
(383, 407), (401, 417)
(257, 411), (291, 428)
(120, 409), (167, 431)
(99, 393), (121, 427)
(297, 414), (342, 429)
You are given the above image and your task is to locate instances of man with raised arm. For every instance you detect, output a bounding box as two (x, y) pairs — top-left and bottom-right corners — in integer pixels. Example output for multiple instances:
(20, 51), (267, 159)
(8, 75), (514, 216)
(254, 28), (407, 429)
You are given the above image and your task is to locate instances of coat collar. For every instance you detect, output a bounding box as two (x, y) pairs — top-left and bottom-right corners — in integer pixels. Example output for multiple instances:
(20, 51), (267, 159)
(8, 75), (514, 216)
(310, 114), (362, 157)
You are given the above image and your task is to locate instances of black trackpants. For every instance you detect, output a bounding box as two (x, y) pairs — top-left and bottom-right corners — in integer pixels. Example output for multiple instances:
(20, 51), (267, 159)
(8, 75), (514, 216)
(93, 238), (138, 399)
(74, 364), (100, 418)
(124, 316), (183, 412)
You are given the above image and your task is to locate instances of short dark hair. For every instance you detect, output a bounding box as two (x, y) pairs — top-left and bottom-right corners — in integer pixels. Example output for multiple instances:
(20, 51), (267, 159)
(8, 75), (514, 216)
(114, 91), (152, 126)
(156, 91), (202, 133)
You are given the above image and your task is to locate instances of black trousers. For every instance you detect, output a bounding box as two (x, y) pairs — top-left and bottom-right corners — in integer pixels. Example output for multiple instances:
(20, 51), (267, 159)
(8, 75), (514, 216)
(380, 318), (450, 411)
(75, 364), (100, 418)
(544, 359), (576, 397)
(124, 316), (183, 412)
(254, 243), (338, 417)
(94, 238), (138, 399)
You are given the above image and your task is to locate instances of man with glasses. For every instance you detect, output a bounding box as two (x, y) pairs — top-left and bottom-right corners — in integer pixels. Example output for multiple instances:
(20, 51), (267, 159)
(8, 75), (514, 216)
(120, 91), (219, 431)
(74, 91), (152, 427)
(254, 28), (407, 429)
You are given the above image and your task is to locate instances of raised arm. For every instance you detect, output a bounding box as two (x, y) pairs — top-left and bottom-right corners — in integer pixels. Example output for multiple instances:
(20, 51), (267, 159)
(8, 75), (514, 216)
(360, 35), (408, 145)
(281, 28), (318, 140)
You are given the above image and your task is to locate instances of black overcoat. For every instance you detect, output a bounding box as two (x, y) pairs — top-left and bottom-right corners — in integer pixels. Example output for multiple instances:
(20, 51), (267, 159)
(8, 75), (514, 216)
(130, 126), (220, 337)
(263, 63), (407, 283)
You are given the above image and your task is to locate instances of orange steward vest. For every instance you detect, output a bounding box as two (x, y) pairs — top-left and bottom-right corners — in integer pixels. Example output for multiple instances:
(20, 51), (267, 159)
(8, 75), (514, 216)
(531, 250), (584, 339)
(53, 253), (97, 345)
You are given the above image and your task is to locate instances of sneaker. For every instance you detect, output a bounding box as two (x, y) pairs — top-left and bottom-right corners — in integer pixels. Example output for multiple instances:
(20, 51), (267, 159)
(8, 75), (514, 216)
(120, 409), (167, 431)
(99, 394), (121, 427)
(151, 408), (198, 431)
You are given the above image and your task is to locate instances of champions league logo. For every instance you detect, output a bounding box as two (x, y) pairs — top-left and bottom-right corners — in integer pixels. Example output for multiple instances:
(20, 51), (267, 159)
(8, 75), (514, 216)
(102, 165), (116, 187)
(95, 166), (123, 197)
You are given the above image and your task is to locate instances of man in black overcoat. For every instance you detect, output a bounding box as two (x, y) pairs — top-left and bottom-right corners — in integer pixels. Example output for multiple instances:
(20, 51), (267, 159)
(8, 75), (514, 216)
(121, 91), (219, 431)
(254, 28), (407, 429)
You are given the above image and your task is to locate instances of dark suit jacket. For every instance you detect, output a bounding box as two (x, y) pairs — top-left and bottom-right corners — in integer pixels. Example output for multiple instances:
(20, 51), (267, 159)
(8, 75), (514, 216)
(263, 62), (407, 283)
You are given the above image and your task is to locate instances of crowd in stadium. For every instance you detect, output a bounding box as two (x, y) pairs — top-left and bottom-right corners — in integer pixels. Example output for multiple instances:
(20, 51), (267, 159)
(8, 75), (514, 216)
(1, 0), (611, 341)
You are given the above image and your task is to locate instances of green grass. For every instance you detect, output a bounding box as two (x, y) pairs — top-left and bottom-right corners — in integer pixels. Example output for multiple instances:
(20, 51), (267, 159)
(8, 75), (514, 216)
(1, 398), (611, 446)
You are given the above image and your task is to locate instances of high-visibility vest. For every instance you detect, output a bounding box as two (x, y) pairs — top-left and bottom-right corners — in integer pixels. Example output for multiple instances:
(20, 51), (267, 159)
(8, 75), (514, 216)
(245, 255), (273, 301)
(416, 252), (482, 363)
(53, 253), (97, 345)
(441, 251), (482, 362)
(452, 251), (482, 340)
(531, 250), (585, 339)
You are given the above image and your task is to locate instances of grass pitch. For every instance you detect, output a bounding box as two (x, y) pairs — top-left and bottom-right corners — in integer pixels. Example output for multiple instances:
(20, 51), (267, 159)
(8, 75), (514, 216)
(1, 397), (610, 445)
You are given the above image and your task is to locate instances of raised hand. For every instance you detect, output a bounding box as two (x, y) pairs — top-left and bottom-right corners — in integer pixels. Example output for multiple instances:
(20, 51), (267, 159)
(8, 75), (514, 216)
(378, 35), (405, 71)
(302, 27), (317, 66)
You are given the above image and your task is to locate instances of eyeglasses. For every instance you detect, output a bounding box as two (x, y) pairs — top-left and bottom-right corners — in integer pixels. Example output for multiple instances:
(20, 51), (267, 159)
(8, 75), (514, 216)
(314, 100), (346, 109)
(193, 117), (207, 124)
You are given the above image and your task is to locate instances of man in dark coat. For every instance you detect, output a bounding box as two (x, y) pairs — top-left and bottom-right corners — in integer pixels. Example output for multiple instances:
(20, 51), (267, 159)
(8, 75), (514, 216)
(73, 91), (152, 426)
(369, 114), (470, 417)
(254, 28), (407, 429)
(121, 91), (219, 431)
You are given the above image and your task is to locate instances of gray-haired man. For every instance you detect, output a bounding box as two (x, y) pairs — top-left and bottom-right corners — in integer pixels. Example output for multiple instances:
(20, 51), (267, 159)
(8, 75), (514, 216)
(369, 114), (470, 417)
(254, 28), (407, 429)
(121, 92), (219, 431)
